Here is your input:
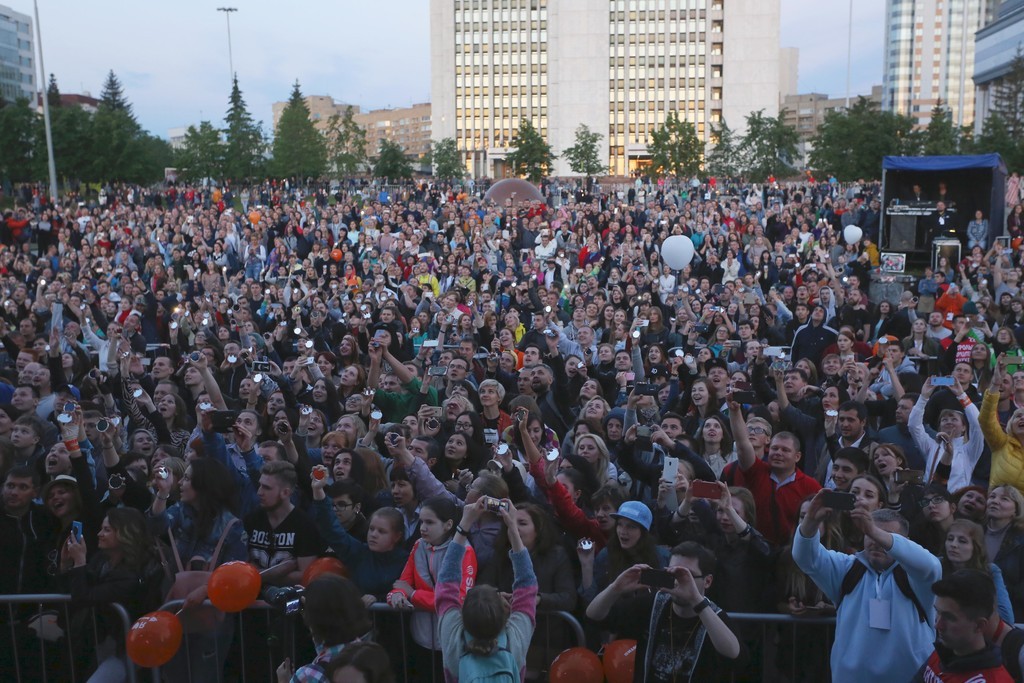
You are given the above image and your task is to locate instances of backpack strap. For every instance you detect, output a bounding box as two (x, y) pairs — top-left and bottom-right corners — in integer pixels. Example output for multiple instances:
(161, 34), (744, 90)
(837, 560), (926, 623)
(892, 565), (928, 624)
(837, 560), (868, 606)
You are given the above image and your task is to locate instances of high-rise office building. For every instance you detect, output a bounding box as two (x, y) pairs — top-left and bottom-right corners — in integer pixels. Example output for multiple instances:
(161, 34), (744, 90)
(430, 0), (781, 178)
(0, 4), (34, 103)
(974, 0), (1024, 132)
(883, 0), (996, 128)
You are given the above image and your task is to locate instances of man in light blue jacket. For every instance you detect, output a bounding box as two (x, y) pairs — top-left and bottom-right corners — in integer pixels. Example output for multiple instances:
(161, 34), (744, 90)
(794, 492), (942, 683)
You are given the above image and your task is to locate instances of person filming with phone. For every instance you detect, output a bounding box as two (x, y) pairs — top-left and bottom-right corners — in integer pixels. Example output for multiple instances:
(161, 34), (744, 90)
(586, 541), (746, 682)
(794, 489), (941, 682)
(908, 375), (983, 492)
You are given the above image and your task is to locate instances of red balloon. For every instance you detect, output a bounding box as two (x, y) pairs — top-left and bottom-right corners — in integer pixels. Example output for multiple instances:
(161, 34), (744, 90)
(248, 211), (261, 225)
(302, 557), (348, 586)
(126, 611), (182, 668)
(549, 647), (603, 683)
(331, 248), (343, 262)
(207, 561), (262, 613)
(603, 639), (637, 683)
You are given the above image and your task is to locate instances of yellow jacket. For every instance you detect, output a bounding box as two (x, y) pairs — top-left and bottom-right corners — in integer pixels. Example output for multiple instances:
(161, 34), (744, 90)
(981, 390), (1024, 490)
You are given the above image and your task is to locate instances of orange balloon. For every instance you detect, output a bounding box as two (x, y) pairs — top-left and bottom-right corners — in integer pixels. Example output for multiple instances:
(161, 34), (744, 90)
(207, 561), (262, 613)
(302, 557), (348, 586)
(602, 639), (637, 683)
(331, 249), (343, 262)
(126, 611), (183, 668)
(549, 647), (603, 683)
(249, 211), (261, 224)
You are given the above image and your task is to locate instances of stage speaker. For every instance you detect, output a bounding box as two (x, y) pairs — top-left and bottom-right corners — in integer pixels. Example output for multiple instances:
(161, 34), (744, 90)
(889, 215), (918, 250)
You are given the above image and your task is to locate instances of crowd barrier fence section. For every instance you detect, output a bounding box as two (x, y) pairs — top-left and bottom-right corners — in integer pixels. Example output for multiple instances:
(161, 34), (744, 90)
(0, 593), (136, 683)
(21, 596), (1002, 683)
(148, 600), (586, 683)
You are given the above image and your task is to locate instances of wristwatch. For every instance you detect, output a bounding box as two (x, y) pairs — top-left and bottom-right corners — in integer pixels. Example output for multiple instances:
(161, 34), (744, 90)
(692, 597), (712, 614)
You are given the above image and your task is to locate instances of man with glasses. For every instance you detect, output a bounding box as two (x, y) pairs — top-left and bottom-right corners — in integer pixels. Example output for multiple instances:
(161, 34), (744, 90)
(327, 481), (367, 543)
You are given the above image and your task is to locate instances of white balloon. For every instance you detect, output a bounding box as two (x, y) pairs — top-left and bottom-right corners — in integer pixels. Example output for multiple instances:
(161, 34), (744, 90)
(661, 235), (695, 270)
(844, 225), (863, 245)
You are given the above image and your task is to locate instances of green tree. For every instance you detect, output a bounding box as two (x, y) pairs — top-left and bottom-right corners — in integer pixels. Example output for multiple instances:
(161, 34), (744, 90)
(88, 104), (142, 182)
(808, 97), (919, 180)
(270, 81), (327, 179)
(923, 103), (961, 155)
(373, 138), (413, 179)
(738, 109), (799, 180)
(99, 70), (134, 119)
(174, 121), (225, 181)
(325, 106), (368, 177)
(976, 48), (1024, 171)
(647, 112), (703, 178)
(132, 133), (174, 184)
(429, 137), (465, 181)
(34, 102), (92, 183)
(223, 76), (265, 181)
(46, 74), (61, 108)
(993, 47), (1024, 141)
(561, 124), (605, 178)
(705, 119), (740, 178)
(505, 119), (556, 182)
(0, 97), (36, 184)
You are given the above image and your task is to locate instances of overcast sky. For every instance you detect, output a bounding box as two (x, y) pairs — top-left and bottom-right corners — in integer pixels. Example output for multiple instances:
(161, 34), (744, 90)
(20, 0), (883, 138)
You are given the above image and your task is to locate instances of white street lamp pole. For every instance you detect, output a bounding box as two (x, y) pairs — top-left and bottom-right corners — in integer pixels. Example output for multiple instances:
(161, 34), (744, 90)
(33, 0), (58, 204)
(217, 7), (238, 82)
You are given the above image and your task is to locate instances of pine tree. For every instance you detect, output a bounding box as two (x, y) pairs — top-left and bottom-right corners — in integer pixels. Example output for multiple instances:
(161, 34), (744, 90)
(223, 76), (265, 181)
(270, 81), (327, 179)
(505, 119), (556, 182)
(99, 70), (134, 119)
(923, 102), (961, 155)
(46, 74), (61, 108)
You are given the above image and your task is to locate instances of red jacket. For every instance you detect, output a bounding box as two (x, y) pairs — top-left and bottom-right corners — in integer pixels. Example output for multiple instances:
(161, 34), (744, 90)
(392, 538), (476, 613)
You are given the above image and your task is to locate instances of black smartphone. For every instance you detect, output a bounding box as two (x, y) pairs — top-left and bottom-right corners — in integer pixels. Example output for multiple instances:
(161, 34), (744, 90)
(428, 366), (448, 377)
(894, 469), (925, 485)
(639, 568), (677, 590)
(635, 382), (660, 396)
(820, 490), (856, 511)
(209, 410), (241, 432)
(733, 390), (760, 404)
(252, 360), (271, 372)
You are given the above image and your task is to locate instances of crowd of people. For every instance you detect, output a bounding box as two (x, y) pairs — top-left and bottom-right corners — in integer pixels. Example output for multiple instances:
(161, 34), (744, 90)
(3, 174), (1024, 682)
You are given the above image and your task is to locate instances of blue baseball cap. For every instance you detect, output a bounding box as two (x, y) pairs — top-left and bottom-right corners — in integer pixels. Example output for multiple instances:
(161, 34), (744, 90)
(611, 500), (653, 531)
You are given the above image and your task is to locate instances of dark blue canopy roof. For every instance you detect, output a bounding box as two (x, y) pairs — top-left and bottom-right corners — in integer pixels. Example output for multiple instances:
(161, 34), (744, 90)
(883, 154), (1006, 172)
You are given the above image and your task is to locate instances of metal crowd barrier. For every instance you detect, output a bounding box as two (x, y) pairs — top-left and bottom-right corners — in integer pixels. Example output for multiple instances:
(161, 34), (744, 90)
(727, 612), (837, 683)
(149, 599), (586, 683)
(0, 593), (137, 683)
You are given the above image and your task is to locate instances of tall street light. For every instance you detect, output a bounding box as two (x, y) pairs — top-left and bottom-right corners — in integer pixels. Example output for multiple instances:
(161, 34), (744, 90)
(33, 0), (58, 204)
(217, 7), (237, 82)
